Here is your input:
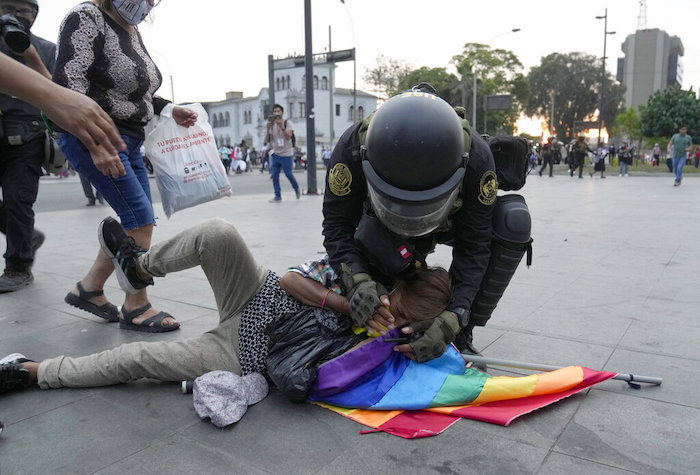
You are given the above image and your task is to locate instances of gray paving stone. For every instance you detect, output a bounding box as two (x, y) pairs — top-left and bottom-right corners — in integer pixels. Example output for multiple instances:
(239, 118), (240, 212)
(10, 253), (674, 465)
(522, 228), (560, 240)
(555, 391), (700, 474)
(1, 174), (698, 474)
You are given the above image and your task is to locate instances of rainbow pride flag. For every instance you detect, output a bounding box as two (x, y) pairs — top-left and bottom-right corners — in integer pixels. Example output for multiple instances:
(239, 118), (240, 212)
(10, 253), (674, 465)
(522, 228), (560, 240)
(308, 330), (616, 439)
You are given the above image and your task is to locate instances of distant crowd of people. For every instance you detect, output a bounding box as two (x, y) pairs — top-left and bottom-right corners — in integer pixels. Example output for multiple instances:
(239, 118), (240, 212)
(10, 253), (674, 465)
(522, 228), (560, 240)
(533, 126), (697, 185)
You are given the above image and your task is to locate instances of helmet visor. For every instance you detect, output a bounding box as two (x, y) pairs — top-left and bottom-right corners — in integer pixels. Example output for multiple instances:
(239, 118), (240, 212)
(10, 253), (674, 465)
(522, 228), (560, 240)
(363, 160), (464, 237)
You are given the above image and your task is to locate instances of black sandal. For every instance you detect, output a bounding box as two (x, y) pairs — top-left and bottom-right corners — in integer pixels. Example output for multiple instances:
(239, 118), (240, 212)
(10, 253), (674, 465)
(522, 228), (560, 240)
(64, 281), (120, 322)
(120, 303), (180, 333)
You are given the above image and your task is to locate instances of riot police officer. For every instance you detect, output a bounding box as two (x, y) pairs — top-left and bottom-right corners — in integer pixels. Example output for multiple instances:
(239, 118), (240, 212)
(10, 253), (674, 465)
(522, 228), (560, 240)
(322, 87), (502, 363)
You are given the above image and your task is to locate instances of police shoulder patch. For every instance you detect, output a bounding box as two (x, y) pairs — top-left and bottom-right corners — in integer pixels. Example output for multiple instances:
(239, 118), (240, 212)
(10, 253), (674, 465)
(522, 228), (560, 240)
(329, 163), (352, 196)
(478, 170), (498, 205)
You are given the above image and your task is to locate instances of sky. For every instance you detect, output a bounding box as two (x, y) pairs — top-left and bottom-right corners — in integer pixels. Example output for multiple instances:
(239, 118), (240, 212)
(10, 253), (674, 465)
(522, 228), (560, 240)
(30, 0), (700, 109)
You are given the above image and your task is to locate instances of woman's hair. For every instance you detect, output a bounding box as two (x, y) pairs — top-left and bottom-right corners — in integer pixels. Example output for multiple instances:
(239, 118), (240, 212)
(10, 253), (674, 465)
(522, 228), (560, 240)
(93, 0), (113, 12)
(391, 267), (452, 324)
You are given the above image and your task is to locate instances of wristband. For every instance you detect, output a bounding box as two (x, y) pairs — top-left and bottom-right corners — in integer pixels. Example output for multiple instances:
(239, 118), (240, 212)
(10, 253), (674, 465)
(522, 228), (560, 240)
(321, 288), (332, 309)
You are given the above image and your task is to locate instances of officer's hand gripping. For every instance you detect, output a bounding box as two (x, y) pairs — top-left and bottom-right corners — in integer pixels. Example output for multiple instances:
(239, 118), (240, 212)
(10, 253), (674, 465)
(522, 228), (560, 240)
(341, 266), (387, 328)
(402, 310), (461, 363)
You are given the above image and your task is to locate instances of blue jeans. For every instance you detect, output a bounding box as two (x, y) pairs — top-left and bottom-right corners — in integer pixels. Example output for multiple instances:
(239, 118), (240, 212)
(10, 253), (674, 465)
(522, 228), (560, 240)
(270, 154), (299, 199)
(59, 133), (154, 230)
(619, 160), (628, 175)
(672, 156), (686, 183)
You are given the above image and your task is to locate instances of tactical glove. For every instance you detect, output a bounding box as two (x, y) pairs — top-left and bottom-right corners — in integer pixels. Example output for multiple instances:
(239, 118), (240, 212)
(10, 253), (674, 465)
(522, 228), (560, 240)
(341, 267), (387, 327)
(408, 310), (461, 363)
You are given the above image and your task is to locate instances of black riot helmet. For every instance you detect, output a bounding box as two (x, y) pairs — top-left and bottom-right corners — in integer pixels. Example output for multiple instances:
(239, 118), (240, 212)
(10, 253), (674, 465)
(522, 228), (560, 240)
(361, 89), (469, 237)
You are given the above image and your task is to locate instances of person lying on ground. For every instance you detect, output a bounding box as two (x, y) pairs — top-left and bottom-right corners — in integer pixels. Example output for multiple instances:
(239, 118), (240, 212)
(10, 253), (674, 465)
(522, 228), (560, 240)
(0, 217), (451, 393)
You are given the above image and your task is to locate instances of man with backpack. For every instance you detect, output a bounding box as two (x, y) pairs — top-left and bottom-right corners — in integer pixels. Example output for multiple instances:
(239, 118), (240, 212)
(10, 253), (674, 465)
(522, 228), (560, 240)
(322, 86), (531, 363)
(265, 104), (300, 202)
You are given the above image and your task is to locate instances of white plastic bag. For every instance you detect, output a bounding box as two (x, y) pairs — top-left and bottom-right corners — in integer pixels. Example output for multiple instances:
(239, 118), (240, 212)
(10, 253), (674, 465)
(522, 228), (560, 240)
(144, 103), (231, 218)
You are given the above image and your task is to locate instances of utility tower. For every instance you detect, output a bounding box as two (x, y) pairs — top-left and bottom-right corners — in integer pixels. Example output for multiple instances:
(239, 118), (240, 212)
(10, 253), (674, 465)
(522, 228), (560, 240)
(637, 0), (647, 30)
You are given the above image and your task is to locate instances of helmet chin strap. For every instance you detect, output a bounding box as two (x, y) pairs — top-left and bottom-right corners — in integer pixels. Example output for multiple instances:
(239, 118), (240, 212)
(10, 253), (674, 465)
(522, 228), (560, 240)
(111, 0), (152, 26)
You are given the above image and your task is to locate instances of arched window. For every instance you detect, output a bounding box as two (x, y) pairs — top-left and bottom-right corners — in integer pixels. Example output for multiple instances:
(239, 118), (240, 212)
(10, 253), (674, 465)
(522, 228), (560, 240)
(313, 75), (319, 89)
(348, 105), (354, 121)
(276, 77), (280, 91)
(286, 75), (291, 89)
(218, 113), (224, 127)
(212, 115), (219, 128)
(225, 111), (230, 126)
(321, 76), (328, 90)
(358, 106), (365, 121)
(281, 76), (286, 90)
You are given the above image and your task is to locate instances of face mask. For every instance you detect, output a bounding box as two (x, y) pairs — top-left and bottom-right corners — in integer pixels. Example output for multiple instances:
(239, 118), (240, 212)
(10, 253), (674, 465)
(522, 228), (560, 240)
(111, 0), (152, 26)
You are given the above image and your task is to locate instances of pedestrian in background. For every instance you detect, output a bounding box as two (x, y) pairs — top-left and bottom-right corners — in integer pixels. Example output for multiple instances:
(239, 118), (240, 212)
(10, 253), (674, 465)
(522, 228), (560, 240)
(569, 133), (592, 179)
(652, 143), (661, 167)
(79, 173), (104, 206)
(667, 126), (693, 186)
(618, 143), (632, 176)
(590, 142), (607, 178)
(265, 104), (300, 202)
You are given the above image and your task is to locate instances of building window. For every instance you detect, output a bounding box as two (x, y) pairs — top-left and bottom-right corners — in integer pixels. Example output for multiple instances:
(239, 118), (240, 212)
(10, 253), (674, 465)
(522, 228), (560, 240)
(289, 103), (296, 118)
(225, 112), (230, 126)
(348, 105), (354, 121)
(218, 113), (224, 127)
(321, 76), (328, 90)
(276, 77), (280, 91)
(282, 76), (287, 90)
(335, 104), (340, 116)
(286, 75), (291, 89)
(313, 75), (318, 89)
(300, 102), (306, 118)
(358, 106), (364, 121)
(212, 115), (219, 128)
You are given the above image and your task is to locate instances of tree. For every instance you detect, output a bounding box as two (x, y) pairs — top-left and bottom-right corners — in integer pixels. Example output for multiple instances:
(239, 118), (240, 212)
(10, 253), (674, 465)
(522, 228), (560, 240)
(451, 43), (528, 135)
(362, 55), (413, 100)
(395, 67), (459, 104)
(613, 107), (643, 150)
(639, 87), (700, 138)
(526, 52), (623, 142)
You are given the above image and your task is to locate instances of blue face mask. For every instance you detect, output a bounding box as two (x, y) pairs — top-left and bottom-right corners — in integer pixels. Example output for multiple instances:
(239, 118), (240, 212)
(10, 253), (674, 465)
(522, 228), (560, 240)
(111, 0), (153, 26)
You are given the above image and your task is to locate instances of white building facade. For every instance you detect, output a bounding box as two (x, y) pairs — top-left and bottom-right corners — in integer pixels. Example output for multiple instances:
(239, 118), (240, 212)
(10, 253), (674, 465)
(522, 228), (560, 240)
(203, 63), (377, 152)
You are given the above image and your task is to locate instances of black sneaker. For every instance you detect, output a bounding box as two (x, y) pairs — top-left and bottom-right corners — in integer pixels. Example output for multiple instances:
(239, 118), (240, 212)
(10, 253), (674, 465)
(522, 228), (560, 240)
(98, 217), (153, 294)
(0, 353), (34, 393)
(0, 269), (34, 293)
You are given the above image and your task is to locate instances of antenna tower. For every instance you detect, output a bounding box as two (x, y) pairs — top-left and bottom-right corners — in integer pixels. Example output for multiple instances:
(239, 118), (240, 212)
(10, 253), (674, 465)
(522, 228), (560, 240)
(637, 0), (647, 30)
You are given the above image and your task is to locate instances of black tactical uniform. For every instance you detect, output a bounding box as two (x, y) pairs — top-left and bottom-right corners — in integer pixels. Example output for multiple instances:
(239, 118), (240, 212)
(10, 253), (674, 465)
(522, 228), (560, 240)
(322, 122), (496, 327)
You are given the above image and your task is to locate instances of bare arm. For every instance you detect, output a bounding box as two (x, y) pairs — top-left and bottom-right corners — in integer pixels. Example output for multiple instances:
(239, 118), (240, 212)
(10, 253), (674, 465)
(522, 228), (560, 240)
(0, 54), (126, 176)
(279, 272), (350, 315)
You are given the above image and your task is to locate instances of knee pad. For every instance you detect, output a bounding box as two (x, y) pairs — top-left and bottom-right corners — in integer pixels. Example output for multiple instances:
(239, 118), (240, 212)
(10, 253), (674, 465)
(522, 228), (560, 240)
(470, 194), (532, 327)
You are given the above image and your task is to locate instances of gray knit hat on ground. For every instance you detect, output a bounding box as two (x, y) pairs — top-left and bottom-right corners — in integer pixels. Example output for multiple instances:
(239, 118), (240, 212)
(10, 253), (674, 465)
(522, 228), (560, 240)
(192, 371), (268, 427)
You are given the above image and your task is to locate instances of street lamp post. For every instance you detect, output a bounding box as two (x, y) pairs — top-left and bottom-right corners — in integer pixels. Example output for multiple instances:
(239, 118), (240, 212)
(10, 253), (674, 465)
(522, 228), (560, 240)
(471, 28), (520, 130)
(596, 9), (616, 144)
(340, 0), (356, 122)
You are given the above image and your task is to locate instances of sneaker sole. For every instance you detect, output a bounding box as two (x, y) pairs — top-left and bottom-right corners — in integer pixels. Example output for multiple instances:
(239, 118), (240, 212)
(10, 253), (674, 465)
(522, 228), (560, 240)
(0, 353), (27, 365)
(98, 223), (140, 295)
(0, 274), (34, 293)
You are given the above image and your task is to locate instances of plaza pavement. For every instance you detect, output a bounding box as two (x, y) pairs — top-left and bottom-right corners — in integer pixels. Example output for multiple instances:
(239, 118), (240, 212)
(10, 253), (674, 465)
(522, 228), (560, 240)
(1, 170), (699, 474)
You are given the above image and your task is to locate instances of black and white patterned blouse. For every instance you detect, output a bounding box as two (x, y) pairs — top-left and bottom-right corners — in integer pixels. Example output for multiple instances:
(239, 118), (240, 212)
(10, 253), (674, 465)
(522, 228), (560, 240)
(238, 271), (302, 376)
(52, 2), (169, 138)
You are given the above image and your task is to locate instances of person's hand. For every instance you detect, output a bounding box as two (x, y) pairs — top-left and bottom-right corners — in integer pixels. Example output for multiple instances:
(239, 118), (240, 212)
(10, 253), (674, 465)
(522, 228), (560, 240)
(364, 294), (395, 337)
(43, 88), (126, 177)
(341, 268), (387, 327)
(393, 310), (460, 362)
(172, 106), (198, 127)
